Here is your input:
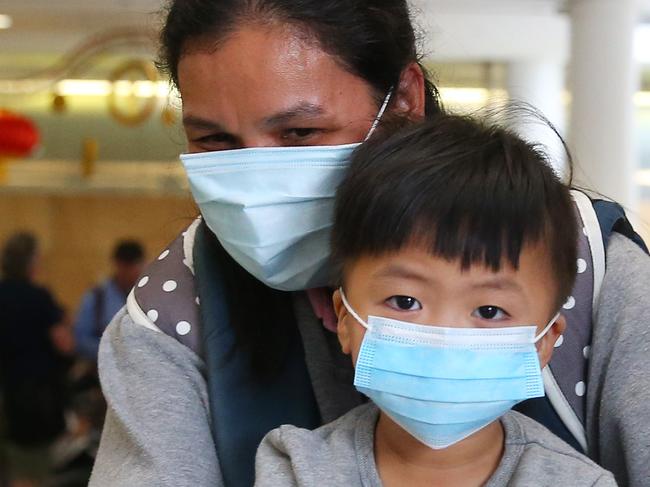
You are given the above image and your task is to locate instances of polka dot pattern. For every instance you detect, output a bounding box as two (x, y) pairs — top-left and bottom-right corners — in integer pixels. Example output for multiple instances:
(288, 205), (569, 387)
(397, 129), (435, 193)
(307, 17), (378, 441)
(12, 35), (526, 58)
(563, 296), (576, 310)
(577, 258), (587, 274)
(162, 280), (178, 292)
(132, 218), (203, 357)
(547, 200), (594, 427)
(176, 321), (192, 336)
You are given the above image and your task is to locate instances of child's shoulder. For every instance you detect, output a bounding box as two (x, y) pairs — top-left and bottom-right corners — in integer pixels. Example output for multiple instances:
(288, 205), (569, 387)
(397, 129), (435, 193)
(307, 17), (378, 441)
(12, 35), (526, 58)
(266, 402), (376, 450)
(255, 403), (379, 486)
(498, 411), (617, 486)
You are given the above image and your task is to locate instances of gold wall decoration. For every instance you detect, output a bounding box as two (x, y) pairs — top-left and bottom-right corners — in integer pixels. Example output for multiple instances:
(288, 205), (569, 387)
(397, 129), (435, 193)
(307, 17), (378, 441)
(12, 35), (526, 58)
(107, 59), (158, 127)
(81, 137), (99, 178)
(52, 94), (67, 114)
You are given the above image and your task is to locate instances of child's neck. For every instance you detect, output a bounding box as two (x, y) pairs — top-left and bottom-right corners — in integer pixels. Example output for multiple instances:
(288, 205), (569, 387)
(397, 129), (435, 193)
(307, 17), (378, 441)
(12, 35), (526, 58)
(374, 412), (504, 487)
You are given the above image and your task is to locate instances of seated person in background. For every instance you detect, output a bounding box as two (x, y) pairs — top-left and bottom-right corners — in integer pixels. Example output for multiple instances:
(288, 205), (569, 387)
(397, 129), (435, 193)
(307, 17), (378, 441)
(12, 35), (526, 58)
(255, 115), (617, 486)
(74, 240), (145, 362)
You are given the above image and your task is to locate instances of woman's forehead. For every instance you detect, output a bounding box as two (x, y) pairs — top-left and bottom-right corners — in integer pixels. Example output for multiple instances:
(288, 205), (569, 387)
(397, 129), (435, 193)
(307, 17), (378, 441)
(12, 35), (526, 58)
(177, 24), (372, 106)
(177, 27), (378, 136)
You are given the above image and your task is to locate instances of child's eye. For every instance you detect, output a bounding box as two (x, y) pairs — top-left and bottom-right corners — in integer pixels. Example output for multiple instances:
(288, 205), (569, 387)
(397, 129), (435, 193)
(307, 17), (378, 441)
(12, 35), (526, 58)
(472, 305), (509, 321)
(386, 295), (422, 311)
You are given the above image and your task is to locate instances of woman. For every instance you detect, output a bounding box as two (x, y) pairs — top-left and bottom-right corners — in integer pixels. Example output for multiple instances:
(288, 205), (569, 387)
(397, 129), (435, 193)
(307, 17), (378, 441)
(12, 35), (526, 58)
(89, 1), (650, 486)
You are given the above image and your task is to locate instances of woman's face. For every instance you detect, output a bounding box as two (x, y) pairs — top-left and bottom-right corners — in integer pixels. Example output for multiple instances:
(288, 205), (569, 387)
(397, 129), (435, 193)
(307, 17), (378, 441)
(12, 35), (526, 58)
(178, 24), (393, 153)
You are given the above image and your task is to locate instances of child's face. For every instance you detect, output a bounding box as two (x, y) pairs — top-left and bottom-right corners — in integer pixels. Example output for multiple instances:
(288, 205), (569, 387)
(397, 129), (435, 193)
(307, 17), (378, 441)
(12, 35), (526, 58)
(333, 241), (566, 368)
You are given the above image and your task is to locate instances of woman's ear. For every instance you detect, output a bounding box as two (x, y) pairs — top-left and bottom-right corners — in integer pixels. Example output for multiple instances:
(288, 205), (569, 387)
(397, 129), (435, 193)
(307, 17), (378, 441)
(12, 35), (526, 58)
(393, 62), (426, 120)
(537, 314), (567, 368)
(332, 289), (352, 355)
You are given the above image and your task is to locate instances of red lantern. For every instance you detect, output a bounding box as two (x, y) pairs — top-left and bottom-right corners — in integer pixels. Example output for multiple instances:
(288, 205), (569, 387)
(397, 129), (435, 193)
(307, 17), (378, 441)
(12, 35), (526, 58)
(0, 110), (40, 158)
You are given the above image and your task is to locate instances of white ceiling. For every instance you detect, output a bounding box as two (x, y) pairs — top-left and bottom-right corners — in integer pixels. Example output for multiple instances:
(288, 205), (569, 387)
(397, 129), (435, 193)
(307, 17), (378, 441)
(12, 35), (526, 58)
(0, 1), (647, 64)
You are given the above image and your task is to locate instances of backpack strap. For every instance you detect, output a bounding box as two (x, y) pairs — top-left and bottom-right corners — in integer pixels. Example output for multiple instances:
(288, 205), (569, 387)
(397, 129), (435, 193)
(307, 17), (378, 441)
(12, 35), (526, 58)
(515, 190), (599, 453)
(193, 221), (320, 487)
(592, 199), (649, 255)
(515, 191), (649, 454)
(126, 217), (203, 357)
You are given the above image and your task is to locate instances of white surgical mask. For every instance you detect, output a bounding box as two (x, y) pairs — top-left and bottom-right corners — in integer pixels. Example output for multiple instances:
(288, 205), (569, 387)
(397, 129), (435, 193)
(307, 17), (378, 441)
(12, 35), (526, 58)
(180, 90), (393, 290)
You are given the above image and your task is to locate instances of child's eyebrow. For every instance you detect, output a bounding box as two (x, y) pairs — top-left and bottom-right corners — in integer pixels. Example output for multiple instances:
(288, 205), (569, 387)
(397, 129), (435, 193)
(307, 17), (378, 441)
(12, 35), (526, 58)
(372, 264), (432, 284)
(470, 278), (524, 293)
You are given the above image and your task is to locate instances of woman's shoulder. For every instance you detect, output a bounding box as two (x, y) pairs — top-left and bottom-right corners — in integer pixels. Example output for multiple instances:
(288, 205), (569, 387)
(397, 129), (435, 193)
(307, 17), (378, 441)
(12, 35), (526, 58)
(604, 232), (649, 278)
(126, 217), (204, 357)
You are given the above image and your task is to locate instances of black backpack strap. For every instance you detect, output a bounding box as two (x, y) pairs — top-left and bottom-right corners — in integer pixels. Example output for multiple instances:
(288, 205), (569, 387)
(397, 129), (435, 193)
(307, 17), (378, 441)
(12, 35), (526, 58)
(592, 199), (649, 255)
(194, 221), (320, 487)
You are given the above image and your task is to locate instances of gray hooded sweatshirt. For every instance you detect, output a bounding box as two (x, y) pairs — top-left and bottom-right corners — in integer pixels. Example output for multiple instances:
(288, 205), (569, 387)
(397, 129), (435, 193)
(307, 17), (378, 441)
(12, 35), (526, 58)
(89, 233), (650, 487)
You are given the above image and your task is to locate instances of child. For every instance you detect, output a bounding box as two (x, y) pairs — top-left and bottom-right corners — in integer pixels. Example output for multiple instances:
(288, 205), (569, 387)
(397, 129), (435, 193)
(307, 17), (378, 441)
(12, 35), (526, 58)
(254, 115), (617, 486)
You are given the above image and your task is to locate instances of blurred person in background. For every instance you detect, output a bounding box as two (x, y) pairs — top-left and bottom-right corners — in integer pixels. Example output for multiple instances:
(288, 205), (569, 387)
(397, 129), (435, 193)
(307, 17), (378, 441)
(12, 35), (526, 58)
(0, 232), (73, 485)
(46, 240), (147, 484)
(73, 240), (145, 362)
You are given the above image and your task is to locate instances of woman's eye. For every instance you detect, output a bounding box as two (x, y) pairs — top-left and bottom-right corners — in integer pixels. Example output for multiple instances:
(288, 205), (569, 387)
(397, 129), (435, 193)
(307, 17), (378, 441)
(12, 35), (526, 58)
(193, 133), (237, 150)
(282, 128), (320, 141)
(386, 295), (422, 311)
(472, 305), (509, 321)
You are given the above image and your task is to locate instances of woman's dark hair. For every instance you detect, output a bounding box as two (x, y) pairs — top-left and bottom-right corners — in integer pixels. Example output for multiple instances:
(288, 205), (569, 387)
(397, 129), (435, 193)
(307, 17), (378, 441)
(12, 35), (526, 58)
(1, 232), (38, 282)
(159, 0), (442, 117)
(160, 0), (443, 377)
(332, 114), (579, 308)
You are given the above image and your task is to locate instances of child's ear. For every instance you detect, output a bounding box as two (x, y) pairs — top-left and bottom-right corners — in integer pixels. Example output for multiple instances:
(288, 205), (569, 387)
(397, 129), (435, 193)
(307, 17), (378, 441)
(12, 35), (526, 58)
(332, 289), (351, 355)
(537, 314), (567, 368)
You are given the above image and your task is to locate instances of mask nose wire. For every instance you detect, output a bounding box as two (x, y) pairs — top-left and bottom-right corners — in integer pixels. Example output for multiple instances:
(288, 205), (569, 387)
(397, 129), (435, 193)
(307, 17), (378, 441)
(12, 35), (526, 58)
(534, 312), (561, 343)
(339, 288), (371, 330)
(364, 88), (394, 142)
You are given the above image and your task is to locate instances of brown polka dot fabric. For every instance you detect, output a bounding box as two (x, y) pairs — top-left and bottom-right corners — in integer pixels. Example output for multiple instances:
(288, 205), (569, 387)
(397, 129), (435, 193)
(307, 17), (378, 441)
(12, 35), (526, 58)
(548, 203), (595, 426)
(133, 221), (203, 358)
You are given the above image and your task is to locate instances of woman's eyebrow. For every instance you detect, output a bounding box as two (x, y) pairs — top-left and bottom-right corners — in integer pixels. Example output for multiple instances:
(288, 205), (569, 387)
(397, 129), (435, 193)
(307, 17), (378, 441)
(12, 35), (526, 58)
(262, 102), (325, 129)
(182, 115), (227, 132)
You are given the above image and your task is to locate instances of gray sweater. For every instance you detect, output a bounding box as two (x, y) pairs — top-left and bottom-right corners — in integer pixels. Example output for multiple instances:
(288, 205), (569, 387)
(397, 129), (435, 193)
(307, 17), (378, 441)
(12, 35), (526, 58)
(255, 404), (617, 486)
(89, 234), (650, 487)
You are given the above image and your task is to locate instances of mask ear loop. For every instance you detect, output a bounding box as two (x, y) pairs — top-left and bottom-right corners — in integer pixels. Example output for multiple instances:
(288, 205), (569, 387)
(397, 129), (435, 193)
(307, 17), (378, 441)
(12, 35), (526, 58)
(364, 88), (394, 141)
(534, 312), (561, 343)
(339, 288), (371, 329)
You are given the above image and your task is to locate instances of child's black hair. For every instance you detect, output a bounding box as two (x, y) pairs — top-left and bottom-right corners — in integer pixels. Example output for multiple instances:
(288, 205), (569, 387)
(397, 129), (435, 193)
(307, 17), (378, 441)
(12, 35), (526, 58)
(331, 113), (578, 308)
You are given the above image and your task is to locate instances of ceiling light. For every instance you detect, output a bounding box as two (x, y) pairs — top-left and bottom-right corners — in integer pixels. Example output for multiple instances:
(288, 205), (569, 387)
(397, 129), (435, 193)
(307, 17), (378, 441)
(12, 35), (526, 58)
(0, 15), (12, 29)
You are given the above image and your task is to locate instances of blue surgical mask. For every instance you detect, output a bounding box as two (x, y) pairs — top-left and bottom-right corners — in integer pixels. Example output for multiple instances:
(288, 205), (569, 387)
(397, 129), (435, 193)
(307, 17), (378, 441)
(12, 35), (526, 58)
(340, 289), (558, 449)
(180, 90), (393, 291)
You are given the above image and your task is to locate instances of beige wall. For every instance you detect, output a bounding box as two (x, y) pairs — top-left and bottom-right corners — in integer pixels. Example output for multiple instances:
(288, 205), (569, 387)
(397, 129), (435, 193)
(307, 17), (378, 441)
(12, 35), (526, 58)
(0, 192), (197, 315)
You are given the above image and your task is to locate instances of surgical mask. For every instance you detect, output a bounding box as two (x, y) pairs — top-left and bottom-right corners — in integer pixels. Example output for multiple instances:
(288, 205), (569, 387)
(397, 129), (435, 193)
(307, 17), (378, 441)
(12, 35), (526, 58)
(340, 290), (558, 449)
(180, 90), (393, 291)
